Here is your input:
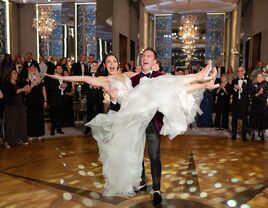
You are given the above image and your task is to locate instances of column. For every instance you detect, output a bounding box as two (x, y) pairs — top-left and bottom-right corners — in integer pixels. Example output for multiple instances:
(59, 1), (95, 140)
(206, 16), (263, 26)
(155, 14), (172, 72)
(75, 3), (97, 61)
(205, 13), (225, 64)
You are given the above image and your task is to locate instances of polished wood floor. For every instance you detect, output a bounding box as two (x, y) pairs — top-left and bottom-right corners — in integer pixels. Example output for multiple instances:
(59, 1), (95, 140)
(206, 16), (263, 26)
(0, 134), (268, 208)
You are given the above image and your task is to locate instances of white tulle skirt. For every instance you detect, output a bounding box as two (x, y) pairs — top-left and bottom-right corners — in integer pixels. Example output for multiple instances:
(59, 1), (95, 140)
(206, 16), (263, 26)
(87, 75), (204, 196)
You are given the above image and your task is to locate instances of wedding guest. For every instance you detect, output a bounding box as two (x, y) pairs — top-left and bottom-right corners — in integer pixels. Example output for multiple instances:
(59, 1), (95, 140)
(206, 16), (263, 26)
(62, 70), (75, 127)
(59, 57), (68, 72)
(250, 60), (264, 82)
(46, 65), (66, 135)
(2, 70), (30, 148)
(84, 61), (104, 135)
(14, 56), (23, 75)
(226, 65), (235, 83)
(231, 67), (252, 141)
(26, 66), (47, 140)
(122, 63), (131, 73)
(1, 54), (14, 75)
(214, 74), (232, 130)
(39, 56), (48, 79)
(249, 72), (268, 141)
(20, 52), (40, 83)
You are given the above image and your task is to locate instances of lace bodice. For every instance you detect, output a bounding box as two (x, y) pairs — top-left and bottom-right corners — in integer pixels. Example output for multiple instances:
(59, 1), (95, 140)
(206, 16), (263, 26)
(108, 74), (133, 104)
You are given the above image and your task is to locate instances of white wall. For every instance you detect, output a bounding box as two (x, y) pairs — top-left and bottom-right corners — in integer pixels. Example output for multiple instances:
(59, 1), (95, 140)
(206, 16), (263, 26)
(9, 3), (37, 59)
(9, 2), (20, 57)
(244, 0), (268, 65)
(139, 5), (149, 52)
(252, 0), (268, 63)
(129, 4), (139, 61)
(18, 4), (37, 59)
(112, 0), (130, 59)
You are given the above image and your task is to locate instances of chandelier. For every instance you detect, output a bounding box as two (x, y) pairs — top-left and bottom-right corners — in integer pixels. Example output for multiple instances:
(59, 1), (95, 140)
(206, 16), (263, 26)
(33, 6), (56, 39)
(178, 0), (198, 59)
(179, 15), (198, 40)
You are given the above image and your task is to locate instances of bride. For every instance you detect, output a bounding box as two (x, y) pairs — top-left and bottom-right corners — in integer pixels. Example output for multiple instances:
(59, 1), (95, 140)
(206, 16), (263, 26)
(46, 53), (218, 196)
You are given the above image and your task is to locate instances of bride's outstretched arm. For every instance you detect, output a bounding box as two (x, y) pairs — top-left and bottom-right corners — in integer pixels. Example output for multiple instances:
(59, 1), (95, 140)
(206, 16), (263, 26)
(45, 74), (110, 91)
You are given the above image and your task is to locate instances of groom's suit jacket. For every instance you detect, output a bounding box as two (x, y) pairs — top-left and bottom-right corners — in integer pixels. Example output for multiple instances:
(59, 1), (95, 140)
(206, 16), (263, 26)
(131, 71), (164, 134)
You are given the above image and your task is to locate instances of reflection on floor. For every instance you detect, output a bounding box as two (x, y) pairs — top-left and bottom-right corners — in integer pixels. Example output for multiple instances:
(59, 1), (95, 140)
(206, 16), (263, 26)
(0, 134), (268, 208)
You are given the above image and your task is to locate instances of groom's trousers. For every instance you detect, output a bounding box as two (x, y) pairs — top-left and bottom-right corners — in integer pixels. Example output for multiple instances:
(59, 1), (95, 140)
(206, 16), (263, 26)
(141, 122), (161, 191)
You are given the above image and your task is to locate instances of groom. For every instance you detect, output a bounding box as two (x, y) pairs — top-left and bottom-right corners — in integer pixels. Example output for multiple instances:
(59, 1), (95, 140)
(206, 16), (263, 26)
(131, 48), (164, 205)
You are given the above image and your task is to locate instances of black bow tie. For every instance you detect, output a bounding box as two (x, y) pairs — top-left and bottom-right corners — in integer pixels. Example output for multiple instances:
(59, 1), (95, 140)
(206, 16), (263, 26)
(238, 77), (244, 80)
(140, 72), (151, 78)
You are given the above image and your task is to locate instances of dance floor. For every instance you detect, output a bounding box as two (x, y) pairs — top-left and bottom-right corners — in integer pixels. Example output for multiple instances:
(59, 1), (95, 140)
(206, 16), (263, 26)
(0, 134), (268, 208)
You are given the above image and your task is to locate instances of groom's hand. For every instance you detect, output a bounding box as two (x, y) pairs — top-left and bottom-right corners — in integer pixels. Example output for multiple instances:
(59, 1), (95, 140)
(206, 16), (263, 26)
(109, 88), (118, 103)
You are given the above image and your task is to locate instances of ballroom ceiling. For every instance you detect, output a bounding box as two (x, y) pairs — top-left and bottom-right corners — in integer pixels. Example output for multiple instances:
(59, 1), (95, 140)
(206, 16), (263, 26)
(10, 0), (239, 14)
(9, 0), (94, 3)
(10, 0), (239, 13)
(141, 0), (239, 13)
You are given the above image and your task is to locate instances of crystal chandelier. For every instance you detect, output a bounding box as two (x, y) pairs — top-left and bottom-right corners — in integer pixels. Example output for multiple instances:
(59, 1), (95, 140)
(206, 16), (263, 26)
(178, 0), (198, 59)
(33, 6), (56, 39)
(179, 15), (198, 40)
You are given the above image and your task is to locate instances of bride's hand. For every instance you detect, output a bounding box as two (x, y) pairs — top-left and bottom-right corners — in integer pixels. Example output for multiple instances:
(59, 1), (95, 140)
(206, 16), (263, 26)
(151, 64), (160, 71)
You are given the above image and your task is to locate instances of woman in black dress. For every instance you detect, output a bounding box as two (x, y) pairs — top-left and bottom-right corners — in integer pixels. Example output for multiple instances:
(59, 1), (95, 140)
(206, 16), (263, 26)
(26, 66), (47, 139)
(214, 74), (232, 130)
(249, 72), (268, 141)
(61, 70), (75, 127)
(2, 69), (30, 148)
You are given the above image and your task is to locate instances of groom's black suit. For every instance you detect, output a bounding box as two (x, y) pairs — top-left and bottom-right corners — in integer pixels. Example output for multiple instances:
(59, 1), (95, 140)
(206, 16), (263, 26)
(112, 71), (164, 191)
(131, 71), (164, 191)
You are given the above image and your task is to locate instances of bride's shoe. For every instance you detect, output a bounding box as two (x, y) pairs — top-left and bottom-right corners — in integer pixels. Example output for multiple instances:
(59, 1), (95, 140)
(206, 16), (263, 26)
(204, 67), (217, 81)
(197, 60), (213, 82)
(204, 73), (219, 90)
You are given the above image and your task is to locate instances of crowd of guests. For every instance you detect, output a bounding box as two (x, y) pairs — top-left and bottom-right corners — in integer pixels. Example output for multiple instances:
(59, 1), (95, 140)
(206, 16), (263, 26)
(0, 52), (267, 149)
(0, 52), (145, 149)
(172, 59), (268, 141)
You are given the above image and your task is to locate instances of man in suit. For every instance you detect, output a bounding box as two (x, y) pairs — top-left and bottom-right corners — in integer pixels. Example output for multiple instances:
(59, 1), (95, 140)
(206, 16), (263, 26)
(20, 52), (40, 82)
(84, 61), (104, 135)
(131, 48), (163, 205)
(231, 66), (252, 141)
(71, 55), (90, 102)
(87, 54), (96, 69)
(215, 59), (226, 84)
(71, 55), (89, 76)
(46, 65), (66, 135)
(45, 56), (56, 75)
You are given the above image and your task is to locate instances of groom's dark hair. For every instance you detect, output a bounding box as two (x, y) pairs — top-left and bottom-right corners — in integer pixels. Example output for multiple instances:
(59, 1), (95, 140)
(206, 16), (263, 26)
(143, 47), (157, 60)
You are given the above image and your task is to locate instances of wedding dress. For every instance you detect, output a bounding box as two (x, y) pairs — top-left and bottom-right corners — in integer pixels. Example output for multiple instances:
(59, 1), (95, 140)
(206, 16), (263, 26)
(87, 74), (204, 196)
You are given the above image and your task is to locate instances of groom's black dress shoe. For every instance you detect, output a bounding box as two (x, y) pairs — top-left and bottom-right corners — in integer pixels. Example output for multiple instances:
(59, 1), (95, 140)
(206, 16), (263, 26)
(153, 192), (162, 205)
(57, 129), (64, 134)
(134, 184), (147, 193)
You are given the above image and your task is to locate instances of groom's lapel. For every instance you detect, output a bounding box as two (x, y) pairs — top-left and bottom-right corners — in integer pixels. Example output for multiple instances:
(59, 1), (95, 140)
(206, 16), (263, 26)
(151, 71), (162, 78)
(131, 73), (141, 87)
(131, 71), (162, 87)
